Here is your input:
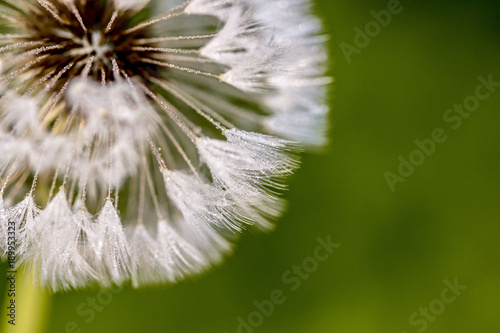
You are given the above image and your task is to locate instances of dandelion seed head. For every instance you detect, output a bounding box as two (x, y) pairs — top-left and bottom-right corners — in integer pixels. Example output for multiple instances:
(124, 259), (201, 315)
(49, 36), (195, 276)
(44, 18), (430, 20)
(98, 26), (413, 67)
(0, 0), (329, 291)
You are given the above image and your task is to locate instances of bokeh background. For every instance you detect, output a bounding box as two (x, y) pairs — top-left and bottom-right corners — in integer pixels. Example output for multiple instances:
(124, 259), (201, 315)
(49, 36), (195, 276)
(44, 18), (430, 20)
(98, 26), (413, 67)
(2, 0), (500, 332)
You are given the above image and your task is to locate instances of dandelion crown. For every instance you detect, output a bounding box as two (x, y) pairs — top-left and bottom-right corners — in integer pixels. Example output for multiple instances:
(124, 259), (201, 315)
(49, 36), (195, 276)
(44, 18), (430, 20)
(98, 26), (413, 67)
(0, 0), (329, 291)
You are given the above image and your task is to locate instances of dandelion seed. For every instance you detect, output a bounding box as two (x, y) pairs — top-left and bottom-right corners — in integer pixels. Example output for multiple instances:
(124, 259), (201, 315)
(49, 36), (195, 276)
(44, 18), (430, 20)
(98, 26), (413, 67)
(0, 0), (330, 291)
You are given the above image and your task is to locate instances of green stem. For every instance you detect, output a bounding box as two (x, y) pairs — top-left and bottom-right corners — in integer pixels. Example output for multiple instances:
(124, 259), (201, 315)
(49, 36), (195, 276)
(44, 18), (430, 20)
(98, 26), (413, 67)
(2, 269), (51, 333)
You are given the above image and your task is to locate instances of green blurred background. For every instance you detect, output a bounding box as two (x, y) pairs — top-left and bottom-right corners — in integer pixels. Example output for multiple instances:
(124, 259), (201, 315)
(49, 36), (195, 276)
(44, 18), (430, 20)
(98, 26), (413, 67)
(3, 0), (500, 332)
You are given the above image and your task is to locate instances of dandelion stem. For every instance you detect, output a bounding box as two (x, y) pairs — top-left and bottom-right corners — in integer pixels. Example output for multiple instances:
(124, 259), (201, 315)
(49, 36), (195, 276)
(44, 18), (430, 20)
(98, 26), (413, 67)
(2, 269), (51, 333)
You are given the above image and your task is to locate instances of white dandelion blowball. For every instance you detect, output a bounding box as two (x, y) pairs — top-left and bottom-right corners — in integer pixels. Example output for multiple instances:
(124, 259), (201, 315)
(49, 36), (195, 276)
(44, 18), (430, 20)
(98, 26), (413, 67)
(0, 0), (330, 291)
